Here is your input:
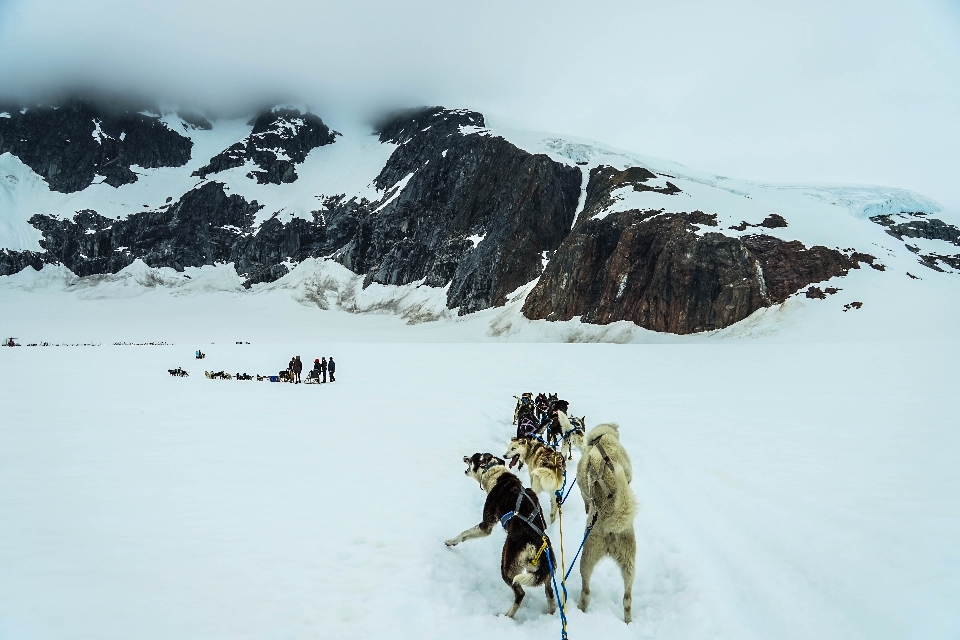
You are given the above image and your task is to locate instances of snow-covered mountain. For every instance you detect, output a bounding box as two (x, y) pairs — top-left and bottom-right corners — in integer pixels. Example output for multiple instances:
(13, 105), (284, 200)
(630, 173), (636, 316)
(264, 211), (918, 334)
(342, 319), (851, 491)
(2, 100), (958, 337)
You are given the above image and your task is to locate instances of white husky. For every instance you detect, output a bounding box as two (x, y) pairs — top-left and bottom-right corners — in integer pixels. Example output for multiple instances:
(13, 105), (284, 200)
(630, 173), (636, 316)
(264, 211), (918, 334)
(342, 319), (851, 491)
(575, 422), (637, 623)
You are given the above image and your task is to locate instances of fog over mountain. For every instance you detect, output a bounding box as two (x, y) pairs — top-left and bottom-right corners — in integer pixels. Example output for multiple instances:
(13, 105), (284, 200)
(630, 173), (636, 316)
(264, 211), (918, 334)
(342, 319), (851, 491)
(1, 0), (958, 213)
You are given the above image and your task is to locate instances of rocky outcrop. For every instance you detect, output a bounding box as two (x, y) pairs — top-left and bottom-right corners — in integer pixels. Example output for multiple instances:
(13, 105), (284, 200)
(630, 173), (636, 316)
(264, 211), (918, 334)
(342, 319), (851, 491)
(6, 104), (584, 300)
(337, 107), (582, 314)
(5, 184), (378, 285)
(29, 182), (262, 276)
(870, 212), (960, 272)
(730, 213), (788, 231)
(0, 249), (45, 275)
(193, 108), (337, 184)
(870, 213), (960, 246)
(523, 210), (864, 334)
(739, 235), (857, 303)
(0, 101), (193, 192)
(523, 210), (766, 334)
(577, 165), (681, 224)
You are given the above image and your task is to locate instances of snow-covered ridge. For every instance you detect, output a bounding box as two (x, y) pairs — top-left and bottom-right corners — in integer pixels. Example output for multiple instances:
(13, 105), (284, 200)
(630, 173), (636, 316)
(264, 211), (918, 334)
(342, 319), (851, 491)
(2, 104), (959, 339)
(1, 107), (948, 252)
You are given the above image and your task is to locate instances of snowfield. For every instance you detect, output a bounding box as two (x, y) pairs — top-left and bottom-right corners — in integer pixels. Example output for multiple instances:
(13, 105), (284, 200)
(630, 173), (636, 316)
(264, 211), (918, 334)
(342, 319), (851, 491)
(2, 111), (959, 639)
(1, 333), (959, 639)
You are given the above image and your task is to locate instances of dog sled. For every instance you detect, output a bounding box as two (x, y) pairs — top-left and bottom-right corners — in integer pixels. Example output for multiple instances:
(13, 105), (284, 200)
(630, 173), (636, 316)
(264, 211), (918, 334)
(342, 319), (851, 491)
(304, 369), (327, 384)
(168, 367), (189, 377)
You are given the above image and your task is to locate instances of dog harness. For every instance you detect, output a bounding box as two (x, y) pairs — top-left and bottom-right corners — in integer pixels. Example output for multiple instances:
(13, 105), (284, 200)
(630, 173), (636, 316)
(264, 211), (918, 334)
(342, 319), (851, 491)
(499, 489), (546, 538)
(500, 489), (550, 566)
(584, 435), (617, 509)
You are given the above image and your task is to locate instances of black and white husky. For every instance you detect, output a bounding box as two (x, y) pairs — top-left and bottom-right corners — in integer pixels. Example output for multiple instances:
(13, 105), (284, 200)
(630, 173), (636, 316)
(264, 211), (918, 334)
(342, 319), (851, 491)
(445, 453), (557, 618)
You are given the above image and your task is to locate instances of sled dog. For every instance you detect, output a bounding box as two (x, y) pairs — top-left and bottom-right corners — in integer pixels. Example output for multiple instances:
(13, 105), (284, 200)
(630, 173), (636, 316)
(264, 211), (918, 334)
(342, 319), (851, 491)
(555, 411), (586, 460)
(503, 437), (566, 523)
(445, 453), (557, 619)
(576, 423), (637, 623)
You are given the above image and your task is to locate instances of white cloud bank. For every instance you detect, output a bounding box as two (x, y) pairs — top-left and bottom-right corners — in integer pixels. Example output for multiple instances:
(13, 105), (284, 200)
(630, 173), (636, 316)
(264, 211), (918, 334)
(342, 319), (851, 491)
(0, 0), (958, 213)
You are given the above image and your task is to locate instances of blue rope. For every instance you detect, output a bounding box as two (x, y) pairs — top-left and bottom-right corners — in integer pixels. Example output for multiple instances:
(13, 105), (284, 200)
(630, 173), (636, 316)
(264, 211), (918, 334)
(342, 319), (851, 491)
(545, 545), (570, 640)
(535, 435), (558, 450)
(564, 526), (593, 582)
(553, 472), (578, 507)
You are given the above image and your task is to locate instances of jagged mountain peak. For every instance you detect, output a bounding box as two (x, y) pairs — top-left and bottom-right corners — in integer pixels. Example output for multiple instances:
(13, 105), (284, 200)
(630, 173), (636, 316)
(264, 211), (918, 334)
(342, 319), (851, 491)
(0, 100), (193, 193)
(376, 106), (484, 144)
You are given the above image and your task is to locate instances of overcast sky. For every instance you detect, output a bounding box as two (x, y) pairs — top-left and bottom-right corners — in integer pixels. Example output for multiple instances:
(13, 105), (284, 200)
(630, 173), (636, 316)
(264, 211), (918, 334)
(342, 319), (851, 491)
(1, 0), (958, 212)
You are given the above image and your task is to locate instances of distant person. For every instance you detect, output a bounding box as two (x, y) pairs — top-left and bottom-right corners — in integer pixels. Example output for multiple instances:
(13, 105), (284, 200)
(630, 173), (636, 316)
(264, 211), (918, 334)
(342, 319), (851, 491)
(319, 357), (328, 383)
(293, 356), (303, 384)
(328, 357), (336, 382)
(287, 357), (295, 383)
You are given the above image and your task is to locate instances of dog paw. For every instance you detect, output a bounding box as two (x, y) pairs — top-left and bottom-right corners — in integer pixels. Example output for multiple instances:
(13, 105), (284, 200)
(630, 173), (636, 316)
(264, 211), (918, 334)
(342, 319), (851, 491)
(444, 539), (458, 547)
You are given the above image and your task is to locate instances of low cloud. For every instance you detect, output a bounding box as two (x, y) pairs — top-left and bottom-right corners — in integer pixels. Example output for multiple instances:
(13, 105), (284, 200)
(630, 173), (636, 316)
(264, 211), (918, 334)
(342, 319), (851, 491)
(1, 0), (959, 211)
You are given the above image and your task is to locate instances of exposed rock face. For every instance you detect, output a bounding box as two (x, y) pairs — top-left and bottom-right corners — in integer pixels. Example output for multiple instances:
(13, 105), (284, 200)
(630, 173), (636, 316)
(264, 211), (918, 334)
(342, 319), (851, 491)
(739, 235), (856, 303)
(523, 211), (862, 333)
(338, 107), (582, 314)
(870, 212), (960, 272)
(193, 108), (337, 184)
(730, 213), (788, 231)
(0, 249), (45, 275)
(577, 165), (681, 224)
(3, 105), (581, 312)
(30, 182), (262, 276)
(871, 213), (960, 246)
(0, 101), (192, 192)
(523, 210), (766, 334)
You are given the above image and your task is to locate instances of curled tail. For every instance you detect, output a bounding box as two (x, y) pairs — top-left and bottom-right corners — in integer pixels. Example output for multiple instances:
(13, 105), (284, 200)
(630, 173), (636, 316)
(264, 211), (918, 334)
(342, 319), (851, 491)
(531, 467), (563, 494)
(512, 542), (553, 587)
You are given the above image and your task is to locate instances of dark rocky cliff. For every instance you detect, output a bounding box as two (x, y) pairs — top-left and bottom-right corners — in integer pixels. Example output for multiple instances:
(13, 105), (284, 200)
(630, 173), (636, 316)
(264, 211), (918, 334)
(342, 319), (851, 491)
(29, 182), (262, 276)
(522, 210), (765, 333)
(3, 106), (581, 314)
(870, 212), (960, 272)
(338, 107), (582, 313)
(0, 101), (193, 192)
(522, 164), (872, 334)
(193, 108), (337, 184)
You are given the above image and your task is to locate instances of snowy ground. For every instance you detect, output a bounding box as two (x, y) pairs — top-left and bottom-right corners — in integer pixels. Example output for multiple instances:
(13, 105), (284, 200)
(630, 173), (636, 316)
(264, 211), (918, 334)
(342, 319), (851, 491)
(1, 337), (958, 640)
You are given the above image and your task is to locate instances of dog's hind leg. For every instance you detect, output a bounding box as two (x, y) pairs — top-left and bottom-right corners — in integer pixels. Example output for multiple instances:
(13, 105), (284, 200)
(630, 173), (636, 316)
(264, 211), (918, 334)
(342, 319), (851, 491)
(504, 583), (525, 618)
(544, 579), (556, 615)
(577, 535), (604, 613)
(616, 531), (637, 623)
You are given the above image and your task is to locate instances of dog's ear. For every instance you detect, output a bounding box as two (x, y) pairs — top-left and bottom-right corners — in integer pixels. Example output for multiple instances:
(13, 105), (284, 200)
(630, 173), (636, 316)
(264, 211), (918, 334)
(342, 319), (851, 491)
(463, 456), (470, 464)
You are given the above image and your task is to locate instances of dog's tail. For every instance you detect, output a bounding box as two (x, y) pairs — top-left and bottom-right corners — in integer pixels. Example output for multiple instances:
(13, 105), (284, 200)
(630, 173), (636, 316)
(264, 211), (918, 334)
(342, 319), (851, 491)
(530, 467), (563, 494)
(512, 543), (552, 587)
(601, 465), (637, 534)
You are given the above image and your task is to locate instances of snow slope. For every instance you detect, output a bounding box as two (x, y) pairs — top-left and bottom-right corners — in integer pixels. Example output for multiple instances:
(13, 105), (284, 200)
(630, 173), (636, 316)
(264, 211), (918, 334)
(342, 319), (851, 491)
(1, 340), (957, 640)
(2, 251), (959, 345)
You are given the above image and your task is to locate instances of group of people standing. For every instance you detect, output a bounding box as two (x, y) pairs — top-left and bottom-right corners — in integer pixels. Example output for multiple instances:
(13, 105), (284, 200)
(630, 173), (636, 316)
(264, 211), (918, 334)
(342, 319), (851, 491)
(286, 355), (336, 384)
